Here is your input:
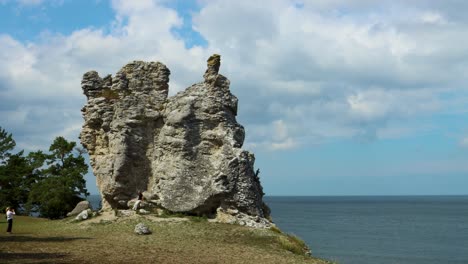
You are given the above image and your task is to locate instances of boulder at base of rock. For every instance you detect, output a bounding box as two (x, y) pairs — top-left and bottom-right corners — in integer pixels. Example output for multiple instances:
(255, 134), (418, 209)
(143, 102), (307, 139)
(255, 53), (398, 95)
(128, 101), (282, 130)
(67, 201), (92, 217)
(75, 209), (92, 221)
(134, 223), (152, 235)
(138, 209), (150, 215)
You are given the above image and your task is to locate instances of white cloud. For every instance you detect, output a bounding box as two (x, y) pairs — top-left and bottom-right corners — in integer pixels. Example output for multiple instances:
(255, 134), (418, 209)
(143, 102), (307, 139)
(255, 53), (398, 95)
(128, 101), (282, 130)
(272, 120), (288, 141)
(420, 11), (447, 25)
(1, 0), (468, 154)
(347, 88), (440, 122)
(193, 0), (468, 149)
(17, 0), (43, 5)
(270, 138), (298, 151)
(0, 0), (209, 152)
(0, 35), (39, 82)
(245, 119), (300, 151)
(461, 137), (468, 147)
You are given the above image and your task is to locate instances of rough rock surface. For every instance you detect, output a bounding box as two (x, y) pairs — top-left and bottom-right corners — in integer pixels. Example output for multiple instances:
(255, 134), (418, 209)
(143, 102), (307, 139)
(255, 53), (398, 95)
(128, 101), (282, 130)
(134, 222), (152, 235)
(67, 201), (92, 217)
(214, 207), (273, 228)
(80, 54), (270, 226)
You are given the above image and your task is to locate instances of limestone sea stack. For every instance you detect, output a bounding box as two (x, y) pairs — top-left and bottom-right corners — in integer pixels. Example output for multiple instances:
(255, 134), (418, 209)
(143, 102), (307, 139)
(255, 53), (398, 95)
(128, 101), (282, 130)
(80, 55), (271, 227)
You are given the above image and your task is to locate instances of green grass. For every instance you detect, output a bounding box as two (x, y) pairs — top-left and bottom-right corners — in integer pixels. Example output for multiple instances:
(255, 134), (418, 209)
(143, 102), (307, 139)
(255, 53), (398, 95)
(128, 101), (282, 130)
(157, 209), (187, 218)
(277, 234), (310, 255)
(270, 225), (283, 234)
(0, 213), (332, 264)
(186, 215), (208, 222)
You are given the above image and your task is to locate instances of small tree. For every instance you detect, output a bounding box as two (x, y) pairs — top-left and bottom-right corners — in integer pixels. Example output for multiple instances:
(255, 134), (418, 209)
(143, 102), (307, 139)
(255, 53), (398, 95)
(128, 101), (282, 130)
(0, 127), (15, 162)
(0, 127), (17, 211)
(0, 151), (42, 211)
(0, 127), (44, 212)
(27, 137), (89, 219)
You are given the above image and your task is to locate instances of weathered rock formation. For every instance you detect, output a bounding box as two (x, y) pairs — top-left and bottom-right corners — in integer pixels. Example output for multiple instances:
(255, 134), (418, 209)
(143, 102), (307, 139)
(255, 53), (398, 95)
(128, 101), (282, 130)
(80, 55), (270, 225)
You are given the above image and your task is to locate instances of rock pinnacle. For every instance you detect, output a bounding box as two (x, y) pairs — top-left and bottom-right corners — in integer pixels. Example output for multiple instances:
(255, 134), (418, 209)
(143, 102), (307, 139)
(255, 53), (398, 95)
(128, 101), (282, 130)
(203, 54), (221, 85)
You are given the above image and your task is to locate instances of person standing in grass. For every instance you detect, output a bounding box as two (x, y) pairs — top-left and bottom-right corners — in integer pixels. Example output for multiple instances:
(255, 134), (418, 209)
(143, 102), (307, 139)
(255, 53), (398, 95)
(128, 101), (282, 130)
(6, 207), (15, 233)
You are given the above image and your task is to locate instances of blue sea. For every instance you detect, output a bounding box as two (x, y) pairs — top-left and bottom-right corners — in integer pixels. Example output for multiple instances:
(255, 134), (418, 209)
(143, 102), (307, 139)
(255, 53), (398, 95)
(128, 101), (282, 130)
(88, 195), (468, 264)
(264, 196), (468, 264)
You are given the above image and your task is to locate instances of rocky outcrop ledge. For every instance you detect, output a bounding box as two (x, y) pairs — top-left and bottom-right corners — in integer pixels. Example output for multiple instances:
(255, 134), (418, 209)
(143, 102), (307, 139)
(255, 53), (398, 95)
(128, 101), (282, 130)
(80, 55), (271, 227)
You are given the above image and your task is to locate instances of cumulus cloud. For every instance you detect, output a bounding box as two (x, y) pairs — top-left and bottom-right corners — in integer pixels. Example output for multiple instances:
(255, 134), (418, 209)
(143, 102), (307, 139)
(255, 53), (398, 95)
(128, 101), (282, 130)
(1, 0), (468, 154)
(0, 0), (63, 7)
(245, 120), (299, 150)
(193, 0), (468, 149)
(0, 0), (211, 151)
(420, 12), (447, 25)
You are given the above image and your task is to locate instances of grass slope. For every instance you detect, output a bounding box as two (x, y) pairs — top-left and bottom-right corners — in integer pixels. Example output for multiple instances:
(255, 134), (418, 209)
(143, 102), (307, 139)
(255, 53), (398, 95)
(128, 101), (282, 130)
(0, 213), (332, 264)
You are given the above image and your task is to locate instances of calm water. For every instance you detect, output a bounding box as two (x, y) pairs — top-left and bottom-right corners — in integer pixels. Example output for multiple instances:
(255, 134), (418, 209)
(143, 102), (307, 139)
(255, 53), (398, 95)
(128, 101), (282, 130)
(87, 194), (102, 210)
(87, 195), (468, 263)
(264, 196), (468, 264)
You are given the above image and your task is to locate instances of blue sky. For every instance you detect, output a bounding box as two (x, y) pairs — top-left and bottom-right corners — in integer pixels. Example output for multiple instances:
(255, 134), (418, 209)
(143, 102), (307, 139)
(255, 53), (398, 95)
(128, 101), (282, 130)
(1, 0), (468, 195)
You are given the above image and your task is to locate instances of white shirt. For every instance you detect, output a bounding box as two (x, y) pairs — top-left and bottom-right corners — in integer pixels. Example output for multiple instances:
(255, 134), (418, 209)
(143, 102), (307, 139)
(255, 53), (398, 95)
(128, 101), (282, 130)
(6, 210), (15, 220)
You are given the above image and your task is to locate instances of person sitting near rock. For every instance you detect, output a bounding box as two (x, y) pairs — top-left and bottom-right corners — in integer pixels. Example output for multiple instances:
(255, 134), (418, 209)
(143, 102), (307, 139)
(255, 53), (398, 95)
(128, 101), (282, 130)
(132, 191), (143, 211)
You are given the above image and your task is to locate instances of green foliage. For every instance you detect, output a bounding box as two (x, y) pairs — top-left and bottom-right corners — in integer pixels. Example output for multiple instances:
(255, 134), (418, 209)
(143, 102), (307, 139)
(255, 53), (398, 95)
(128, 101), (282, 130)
(0, 152), (29, 211)
(0, 127), (90, 218)
(0, 127), (15, 162)
(27, 177), (83, 219)
(0, 127), (45, 212)
(27, 136), (89, 219)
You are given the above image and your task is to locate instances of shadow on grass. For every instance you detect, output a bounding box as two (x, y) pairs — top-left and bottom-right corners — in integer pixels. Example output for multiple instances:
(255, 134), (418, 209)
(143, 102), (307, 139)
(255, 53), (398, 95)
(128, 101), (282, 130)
(0, 252), (68, 262)
(0, 235), (92, 243)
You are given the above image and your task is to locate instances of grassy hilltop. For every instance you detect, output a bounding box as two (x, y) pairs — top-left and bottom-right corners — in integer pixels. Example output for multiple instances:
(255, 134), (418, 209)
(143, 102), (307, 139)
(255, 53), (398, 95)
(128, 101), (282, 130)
(0, 213), (331, 264)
